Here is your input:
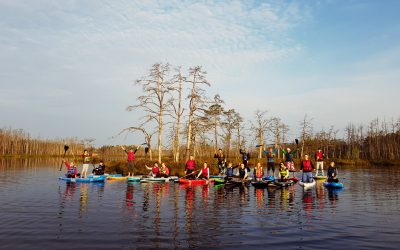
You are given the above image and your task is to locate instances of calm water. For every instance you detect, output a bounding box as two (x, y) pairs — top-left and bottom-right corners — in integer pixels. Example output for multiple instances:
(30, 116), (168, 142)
(1, 159), (400, 249)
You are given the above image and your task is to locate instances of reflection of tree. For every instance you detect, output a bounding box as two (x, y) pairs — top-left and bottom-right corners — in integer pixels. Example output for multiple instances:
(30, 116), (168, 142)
(267, 188), (277, 209)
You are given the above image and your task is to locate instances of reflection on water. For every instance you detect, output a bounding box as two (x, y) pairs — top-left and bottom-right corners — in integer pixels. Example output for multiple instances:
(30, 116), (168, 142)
(1, 159), (400, 249)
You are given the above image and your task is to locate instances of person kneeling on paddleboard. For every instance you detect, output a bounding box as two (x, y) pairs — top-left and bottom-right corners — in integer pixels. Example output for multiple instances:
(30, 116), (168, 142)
(327, 161), (339, 183)
(185, 156), (196, 180)
(226, 162), (235, 178)
(146, 162), (160, 177)
(238, 163), (249, 180)
(279, 162), (290, 182)
(160, 163), (170, 178)
(92, 161), (105, 175)
(196, 162), (210, 180)
(300, 154), (314, 183)
(62, 159), (79, 178)
(254, 162), (264, 182)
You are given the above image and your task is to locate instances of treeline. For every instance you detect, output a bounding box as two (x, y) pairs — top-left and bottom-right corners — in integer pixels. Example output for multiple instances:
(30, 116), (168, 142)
(0, 128), (84, 156)
(123, 63), (400, 164)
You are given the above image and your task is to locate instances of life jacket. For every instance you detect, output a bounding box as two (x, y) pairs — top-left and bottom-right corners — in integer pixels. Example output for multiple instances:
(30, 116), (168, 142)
(315, 151), (324, 161)
(82, 153), (92, 163)
(67, 166), (77, 175)
(152, 166), (160, 175)
(227, 167), (234, 177)
(127, 151), (135, 161)
(162, 167), (170, 176)
(255, 167), (263, 178)
(186, 160), (195, 170)
(285, 152), (293, 162)
(302, 160), (312, 172)
(239, 168), (246, 178)
(201, 168), (209, 177)
(280, 168), (289, 178)
(267, 152), (275, 162)
(327, 167), (337, 178)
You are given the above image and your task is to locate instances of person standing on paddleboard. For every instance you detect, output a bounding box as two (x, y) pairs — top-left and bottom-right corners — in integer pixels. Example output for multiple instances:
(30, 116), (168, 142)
(264, 146), (278, 178)
(314, 148), (326, 176)
(121, 145), (140, 176)
(214, 148), (226, 175)
(254, 162), (264, 181)
(81, 149), (95, 178)
(300, 154), (315, 183)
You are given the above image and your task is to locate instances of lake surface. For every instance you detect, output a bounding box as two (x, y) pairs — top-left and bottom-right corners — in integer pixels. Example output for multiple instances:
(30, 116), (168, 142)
(1, 159), (400, 249)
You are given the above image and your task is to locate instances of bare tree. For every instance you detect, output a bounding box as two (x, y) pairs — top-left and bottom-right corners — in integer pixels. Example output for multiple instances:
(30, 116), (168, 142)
(299, 114), (313, 158)
(127, 63), (172, 163)
(205, 94), (224, 152)
(250, 110), (273, 159)
(184, 66), (210, 159)
(169, 67), (185, 163)
(117, 126), (156, 161)
(221, 109), (238, 159)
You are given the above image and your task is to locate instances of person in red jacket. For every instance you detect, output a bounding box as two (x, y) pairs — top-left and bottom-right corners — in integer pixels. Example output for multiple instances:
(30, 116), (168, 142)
(300, 154), (315, 183)
(160, 163), (170, 177)
(185, 155), (196, 180)
(314, 148), (325, 176)
(197, 162), (210, 180)
(146, 162), (160, 177)
(254, 162), (264, 181)
(121, 145), (140, 176)
(62, 159), (79, 178)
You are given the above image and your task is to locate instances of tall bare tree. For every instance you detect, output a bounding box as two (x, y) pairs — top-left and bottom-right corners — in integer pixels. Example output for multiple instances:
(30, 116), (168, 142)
(127, 63), (172, 163)
(299, 114), (313, 158)
(250, 110), (273, 159)
(221, 109), (238, 159)
(205, 94), (224, 152)
(184, 66), (210, 159)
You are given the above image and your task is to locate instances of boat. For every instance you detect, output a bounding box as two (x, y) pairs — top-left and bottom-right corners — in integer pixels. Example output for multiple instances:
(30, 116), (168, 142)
(251, 180), (271, 188)
(140, 177), (170, 183)
(323, 181), (344, 188)
(210, 175), (225, 179)
(262, 176), (275, 181)
(287, 177), (300, 183)
(314, 175), (327, 181)
(178, 178), (208, 185)
(213, 178), (227, 185)
(127, 176), (142, 182)
(107, 175), (128, 181)
(59, 175), (106, 183)
(274, 180), (294, 187)
(168, 176), (179, 181)
(298, 179), (316, 189)
(225, 179), (250, 188)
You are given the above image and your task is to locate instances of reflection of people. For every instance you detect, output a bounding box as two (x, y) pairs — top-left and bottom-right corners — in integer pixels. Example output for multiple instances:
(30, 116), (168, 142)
(146, 162), (160, 177)
(197, 162), (210, 180)
(62, 159), (79, 178)
(300, 154), (314, 183)
(315, 148), (326, 176)
(254, 162), (264, 181)
(278, 162), (289, 181)
(214, 148), (226, 174)
(264, 146), (278, 177)
(126, 184), (134, 207)
(303, 190), (313, 211)
(92, 161), (105, 175)
(327, 162), (339, 183)
(185, 156), (196, 180)
(121, 145), (140, 176)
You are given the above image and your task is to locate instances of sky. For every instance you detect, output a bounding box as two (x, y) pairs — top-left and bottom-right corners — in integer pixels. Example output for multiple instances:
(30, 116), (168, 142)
(1, 0), (399, 147)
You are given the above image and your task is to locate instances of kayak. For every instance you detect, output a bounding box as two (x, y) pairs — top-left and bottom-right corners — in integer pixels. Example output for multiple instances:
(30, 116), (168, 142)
(274, 180), (294, 187)
(323, 182), (344, 188)
(225, 179), (250, 188)
(59, 175), (106, 183)
(127, 176), (142, 182)
(210, 175), (225, 179)
(178, 178), (208, 185)
(298, 180), (316, 189)
(263, 176), (275, 181)
(287, 177), (300, 183)
(251, 180), (270, 188)
(107, 176), (127, 181)
(314, 175), (327, 181)
(140, 177), (170, 183)
(168, 176), (179, 181)
(214, 178), (227, 184)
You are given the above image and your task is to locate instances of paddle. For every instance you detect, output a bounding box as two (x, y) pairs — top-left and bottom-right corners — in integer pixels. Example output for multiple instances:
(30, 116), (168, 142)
(59, 145), (69, 171)
(183, 169), (200, 179)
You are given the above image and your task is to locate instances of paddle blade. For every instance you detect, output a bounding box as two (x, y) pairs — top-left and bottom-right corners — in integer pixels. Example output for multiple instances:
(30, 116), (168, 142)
(64, 145), (69, 152)
(295, 139), (299, 145)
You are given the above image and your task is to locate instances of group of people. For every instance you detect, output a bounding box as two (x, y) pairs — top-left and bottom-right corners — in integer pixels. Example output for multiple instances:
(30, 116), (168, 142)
(62, 149), (104, 178)
(213, 146), (340, 184)
(145, 162), (170, 178)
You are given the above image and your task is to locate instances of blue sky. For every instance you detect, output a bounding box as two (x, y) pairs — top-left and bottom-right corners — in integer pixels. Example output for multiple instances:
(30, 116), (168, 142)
(0, 0), (399, 146)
